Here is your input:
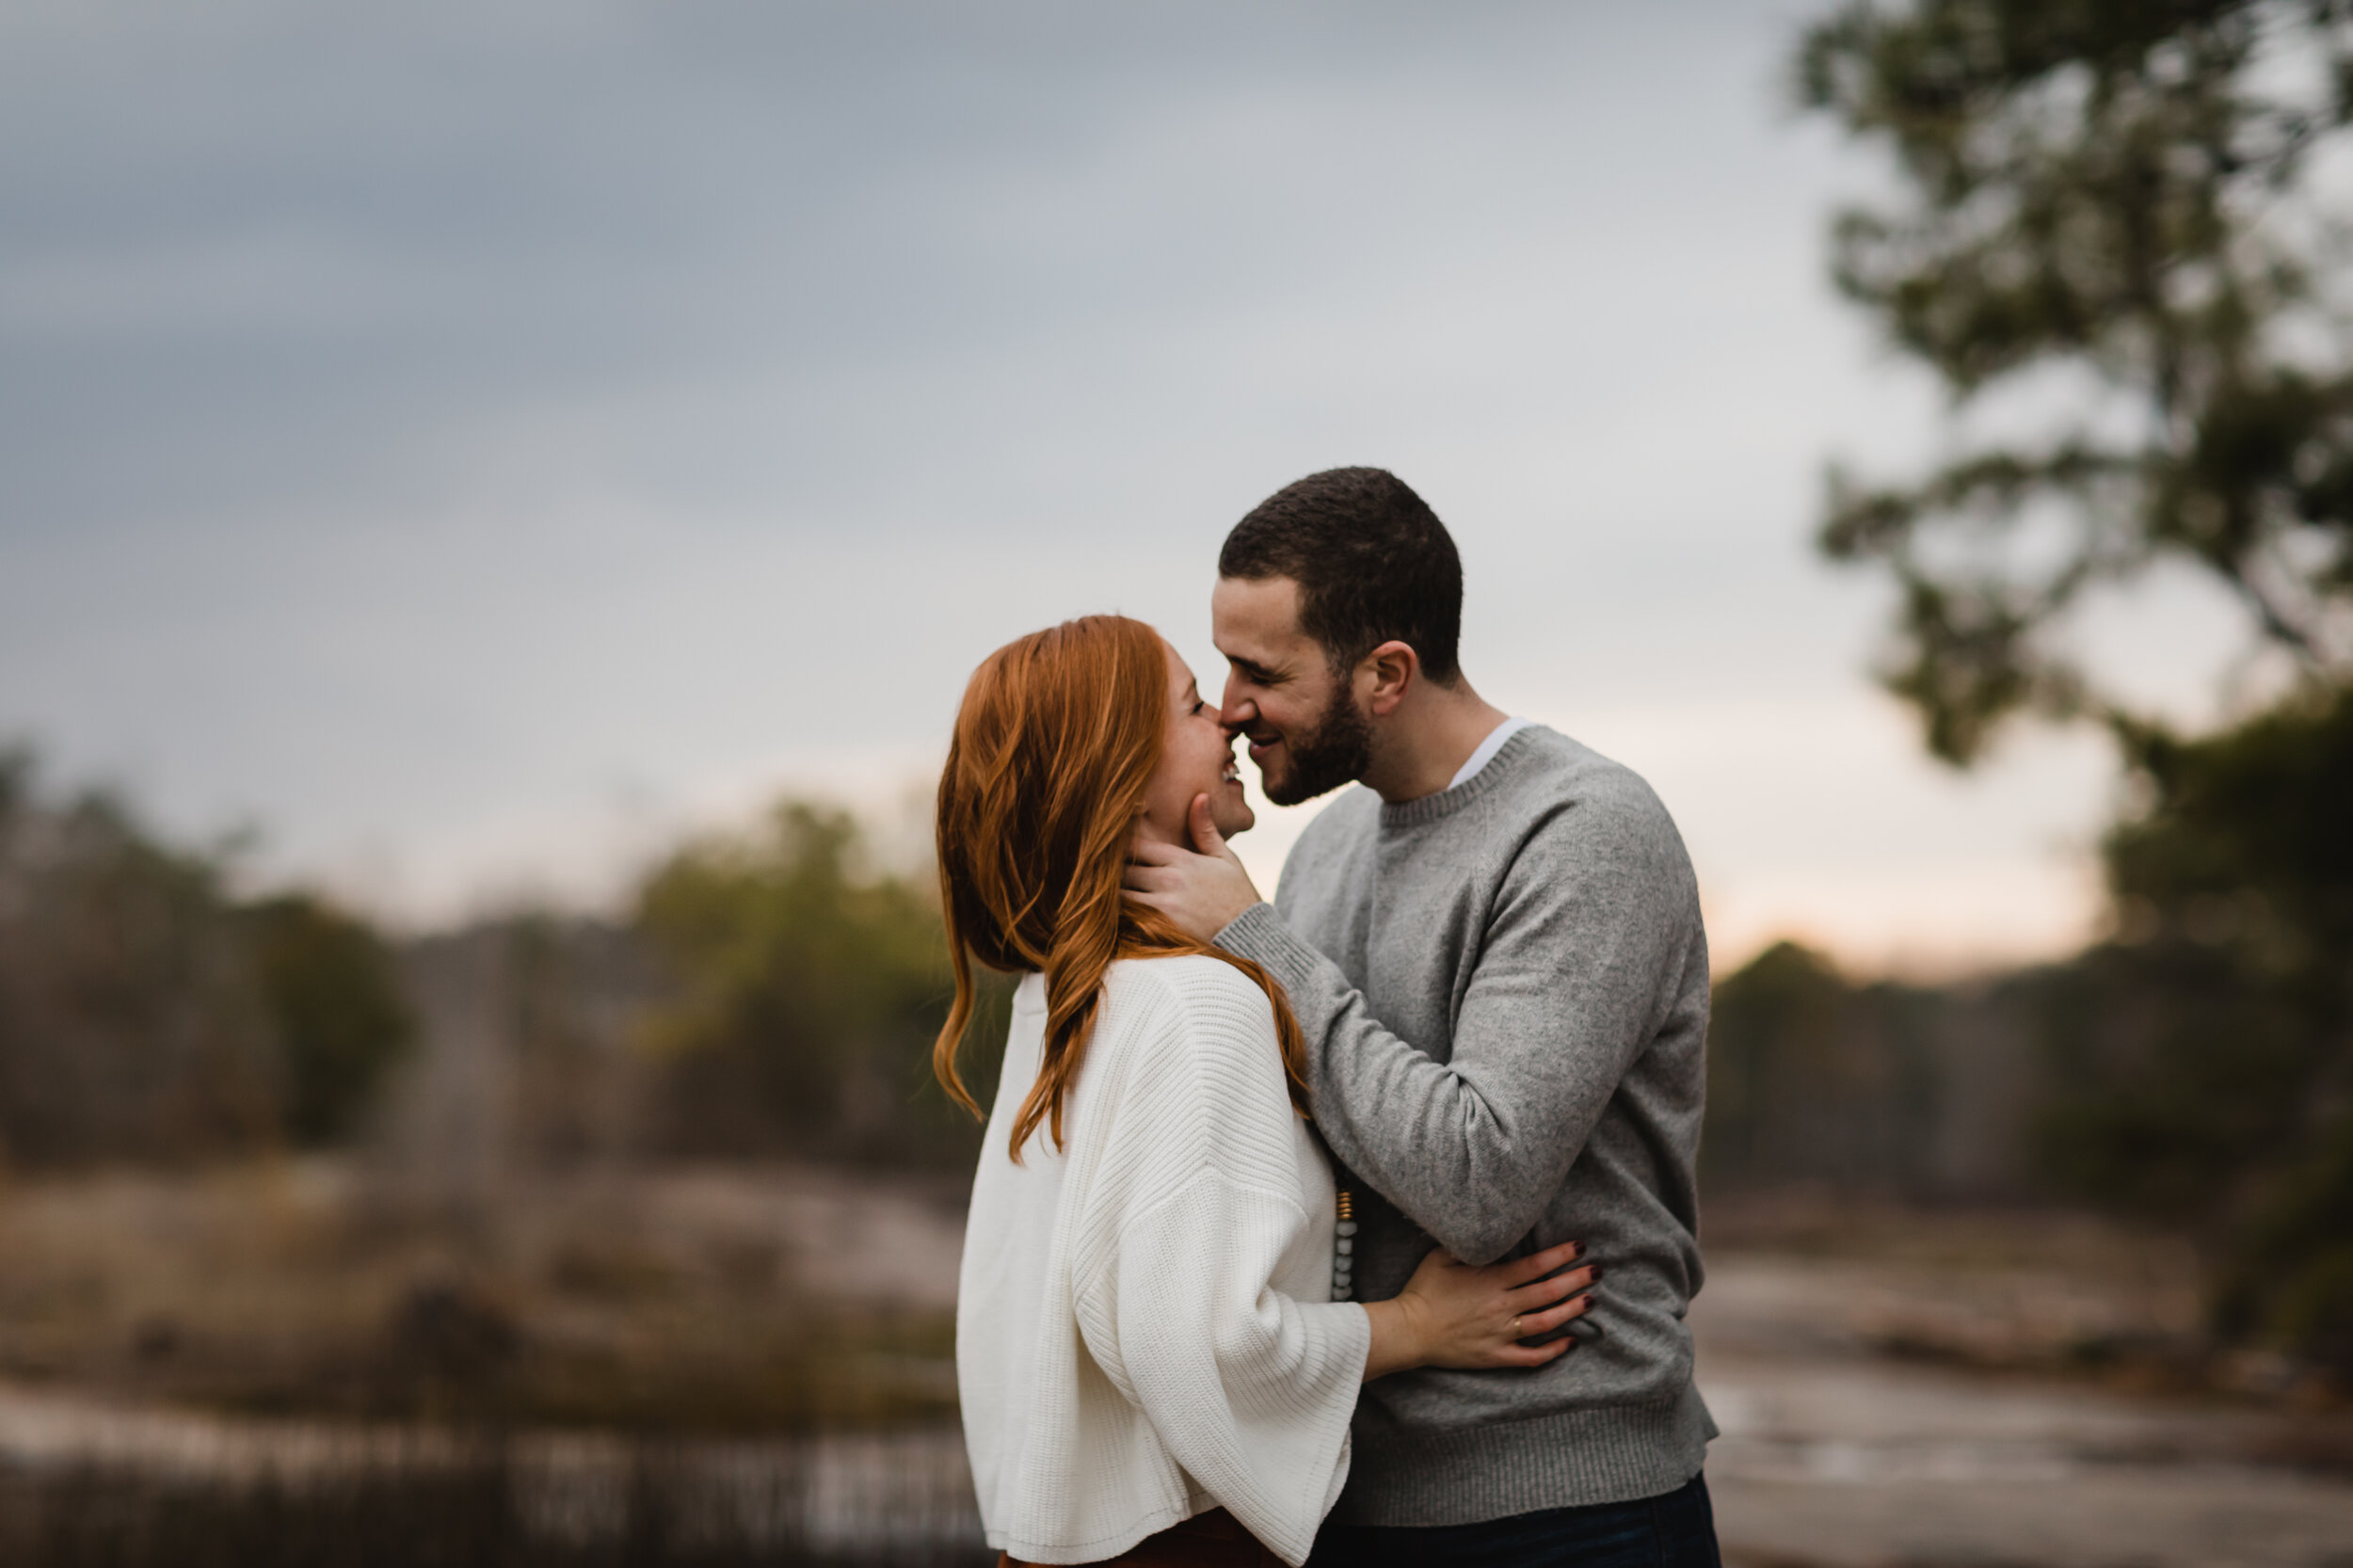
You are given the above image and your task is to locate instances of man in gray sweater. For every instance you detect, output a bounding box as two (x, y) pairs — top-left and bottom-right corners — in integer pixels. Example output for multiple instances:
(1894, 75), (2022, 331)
(1128, 468), (1719, 1565)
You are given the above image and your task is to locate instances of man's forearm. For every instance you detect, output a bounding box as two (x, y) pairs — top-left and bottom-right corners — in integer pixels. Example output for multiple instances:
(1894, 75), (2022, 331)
(1214, 903), (1610, 1263)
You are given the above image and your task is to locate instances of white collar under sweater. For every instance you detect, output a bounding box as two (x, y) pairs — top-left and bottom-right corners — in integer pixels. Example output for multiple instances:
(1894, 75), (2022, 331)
(1448, 715), (1532, 791)
(955, 955), (1370, 1566)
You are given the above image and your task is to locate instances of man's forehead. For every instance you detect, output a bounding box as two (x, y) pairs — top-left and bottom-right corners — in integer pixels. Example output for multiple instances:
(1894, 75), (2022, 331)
(1212, 574), (1308, 648)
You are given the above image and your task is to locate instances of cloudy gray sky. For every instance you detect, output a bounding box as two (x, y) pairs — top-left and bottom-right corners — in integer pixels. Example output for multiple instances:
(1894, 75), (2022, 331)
(0, 0), (2251, 972)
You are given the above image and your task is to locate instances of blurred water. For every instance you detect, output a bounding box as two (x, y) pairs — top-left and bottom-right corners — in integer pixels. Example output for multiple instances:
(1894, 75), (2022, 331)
(0, 1382), (984, 1565)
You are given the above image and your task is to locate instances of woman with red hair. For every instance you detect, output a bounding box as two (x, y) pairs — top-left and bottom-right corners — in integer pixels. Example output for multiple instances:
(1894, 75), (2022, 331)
(937, 616), (1595, 1568)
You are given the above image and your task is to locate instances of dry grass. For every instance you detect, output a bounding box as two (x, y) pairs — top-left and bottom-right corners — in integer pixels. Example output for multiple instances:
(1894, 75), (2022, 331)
(0, 1160), (965, 1432)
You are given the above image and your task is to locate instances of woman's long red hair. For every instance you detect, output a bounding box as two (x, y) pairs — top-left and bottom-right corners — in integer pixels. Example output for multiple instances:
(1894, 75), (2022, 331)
(933, 615), (1309, 1160)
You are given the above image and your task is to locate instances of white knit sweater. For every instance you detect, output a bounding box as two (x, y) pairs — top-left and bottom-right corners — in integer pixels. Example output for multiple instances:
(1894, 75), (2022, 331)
(957, 955), (1371, 1567)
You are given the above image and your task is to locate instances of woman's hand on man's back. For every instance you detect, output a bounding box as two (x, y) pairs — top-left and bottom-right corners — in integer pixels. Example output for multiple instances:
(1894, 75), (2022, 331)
(1359, 1240), (1596, 1381)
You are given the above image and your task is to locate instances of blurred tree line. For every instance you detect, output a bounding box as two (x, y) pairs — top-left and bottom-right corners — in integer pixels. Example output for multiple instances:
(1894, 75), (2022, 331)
(0, 748), (993, 1176)
(1788, 0), (2353, 1377)
(0, 749), (413, 1166)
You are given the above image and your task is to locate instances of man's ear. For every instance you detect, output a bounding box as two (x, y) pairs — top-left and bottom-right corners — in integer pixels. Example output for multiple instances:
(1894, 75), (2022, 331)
(1359, 640), (1418, 717)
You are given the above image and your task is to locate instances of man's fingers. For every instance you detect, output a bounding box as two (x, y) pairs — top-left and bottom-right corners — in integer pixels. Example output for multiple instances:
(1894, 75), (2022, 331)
(1187, 793), (1229, 857)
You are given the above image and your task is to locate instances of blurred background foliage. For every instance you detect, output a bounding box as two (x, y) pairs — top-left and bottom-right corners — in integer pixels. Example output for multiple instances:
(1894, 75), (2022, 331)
(242, 895), (415, 1148)
(0, 752), (999, 1178)
(632, 802), (1004, 1168)
(1783, 0), (2353, 1381)
(0, 748), (399, 1169)
(1801, 0), (2353, 761)
(1702, 688), (2353, 1374)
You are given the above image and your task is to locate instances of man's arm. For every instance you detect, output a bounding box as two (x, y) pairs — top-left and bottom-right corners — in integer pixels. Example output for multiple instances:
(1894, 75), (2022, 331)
(1129, 789), (1702, 1265)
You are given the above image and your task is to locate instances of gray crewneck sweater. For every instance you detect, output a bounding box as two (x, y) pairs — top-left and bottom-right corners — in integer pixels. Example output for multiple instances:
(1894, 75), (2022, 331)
(1215, 724), (1715, 1527)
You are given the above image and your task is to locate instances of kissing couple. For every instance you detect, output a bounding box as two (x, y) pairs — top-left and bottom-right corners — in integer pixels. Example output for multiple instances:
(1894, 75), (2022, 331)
(937, 469), (1720, 1567)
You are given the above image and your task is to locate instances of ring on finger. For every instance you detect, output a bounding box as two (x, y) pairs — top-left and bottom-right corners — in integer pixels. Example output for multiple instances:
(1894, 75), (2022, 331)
(1509, 1315), (1522, 1339)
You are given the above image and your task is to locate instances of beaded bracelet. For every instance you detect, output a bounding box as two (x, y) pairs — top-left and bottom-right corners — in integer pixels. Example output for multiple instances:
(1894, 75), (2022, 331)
(1331, 1189), (1356, 1302)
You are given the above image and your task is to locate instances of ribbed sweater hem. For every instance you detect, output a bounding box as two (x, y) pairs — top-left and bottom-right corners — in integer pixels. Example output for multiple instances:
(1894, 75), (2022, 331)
(1332, 1382), (1717, 1528)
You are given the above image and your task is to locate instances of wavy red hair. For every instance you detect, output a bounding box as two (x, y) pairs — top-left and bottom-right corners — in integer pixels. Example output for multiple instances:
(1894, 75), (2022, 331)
(933, 615), (1309, 1160)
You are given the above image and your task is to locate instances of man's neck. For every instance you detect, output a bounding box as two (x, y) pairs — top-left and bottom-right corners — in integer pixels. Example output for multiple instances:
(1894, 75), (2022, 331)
(1361, 679), (1510, 804)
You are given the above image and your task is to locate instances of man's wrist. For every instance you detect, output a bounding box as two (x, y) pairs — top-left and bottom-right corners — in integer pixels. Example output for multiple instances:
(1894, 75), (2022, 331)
(1209, 898), (1273, 948)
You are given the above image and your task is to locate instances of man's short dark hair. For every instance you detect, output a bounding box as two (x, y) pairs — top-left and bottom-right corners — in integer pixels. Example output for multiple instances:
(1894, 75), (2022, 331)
(1219, 467), (1464, 684)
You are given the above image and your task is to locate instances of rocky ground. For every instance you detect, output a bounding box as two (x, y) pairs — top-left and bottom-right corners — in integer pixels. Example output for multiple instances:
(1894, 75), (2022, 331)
(1697, 1254), (2353, 1567)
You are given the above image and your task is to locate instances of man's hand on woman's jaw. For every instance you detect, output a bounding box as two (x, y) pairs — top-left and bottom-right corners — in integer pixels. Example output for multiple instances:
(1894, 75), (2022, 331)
(1126, 793), (1265, 942)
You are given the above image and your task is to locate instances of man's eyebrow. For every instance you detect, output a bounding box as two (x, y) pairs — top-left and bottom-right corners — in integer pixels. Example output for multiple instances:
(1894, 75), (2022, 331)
(1232, 656), (1287, 684)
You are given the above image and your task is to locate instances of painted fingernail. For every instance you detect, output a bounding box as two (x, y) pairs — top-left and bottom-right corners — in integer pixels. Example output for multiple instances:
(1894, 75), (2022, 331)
(1570, 1240), (1586, 1260)
(1588, 1266), (1605, 1284)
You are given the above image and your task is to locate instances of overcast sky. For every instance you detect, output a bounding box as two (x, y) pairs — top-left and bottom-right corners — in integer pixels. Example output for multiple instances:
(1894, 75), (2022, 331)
(0, 0), (2255, 973)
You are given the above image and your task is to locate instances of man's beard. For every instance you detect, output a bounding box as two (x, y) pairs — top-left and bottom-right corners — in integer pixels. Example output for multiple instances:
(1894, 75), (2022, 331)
(1260, 683), (1373, 806)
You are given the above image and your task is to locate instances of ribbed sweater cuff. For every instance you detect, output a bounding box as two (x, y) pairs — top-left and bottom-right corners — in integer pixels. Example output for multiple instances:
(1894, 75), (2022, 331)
(1214, 903), (1321, 994)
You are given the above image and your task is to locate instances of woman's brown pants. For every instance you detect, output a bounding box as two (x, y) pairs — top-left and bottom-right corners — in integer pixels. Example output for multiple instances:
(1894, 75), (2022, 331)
(998, 1508), (1285, 1568)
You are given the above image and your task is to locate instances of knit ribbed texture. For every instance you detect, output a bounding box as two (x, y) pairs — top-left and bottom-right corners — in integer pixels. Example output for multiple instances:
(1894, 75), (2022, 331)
(958, 956), (1370, 1567)
(1215, 725), (1718, 1528)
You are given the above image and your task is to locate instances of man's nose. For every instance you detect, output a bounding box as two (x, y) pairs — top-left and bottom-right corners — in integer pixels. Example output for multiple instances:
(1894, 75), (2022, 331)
(1217, 693), (1255, 734)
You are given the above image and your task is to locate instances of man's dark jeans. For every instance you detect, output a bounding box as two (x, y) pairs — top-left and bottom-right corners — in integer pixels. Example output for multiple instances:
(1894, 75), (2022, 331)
(1306, 1473), (1721, 1568)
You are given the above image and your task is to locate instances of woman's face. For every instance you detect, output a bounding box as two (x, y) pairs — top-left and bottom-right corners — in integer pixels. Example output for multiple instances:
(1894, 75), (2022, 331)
(1138, 640), (1255, 848)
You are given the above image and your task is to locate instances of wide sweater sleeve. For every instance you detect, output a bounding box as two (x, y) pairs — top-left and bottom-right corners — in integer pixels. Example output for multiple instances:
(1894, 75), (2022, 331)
(1217, 776), (1705, 1266)
(1066, 965), (1369, 1568)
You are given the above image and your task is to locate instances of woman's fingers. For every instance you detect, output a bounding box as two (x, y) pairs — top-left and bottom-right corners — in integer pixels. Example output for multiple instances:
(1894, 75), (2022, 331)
(1507, 1334), (1580, 1368)
(1513, 1288), (1594, 1340)
(1481, 1328), (1581, 1368)
(1513, 1262), (1597, 1305)
(1500, 1240), (1585, 1285)
(1389, 1242), (1602, 1372)
(1472, 1256), (1598, 1368)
